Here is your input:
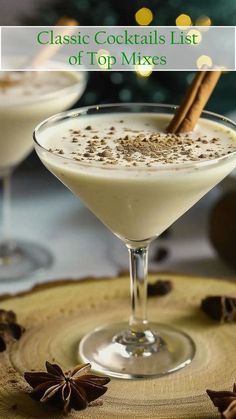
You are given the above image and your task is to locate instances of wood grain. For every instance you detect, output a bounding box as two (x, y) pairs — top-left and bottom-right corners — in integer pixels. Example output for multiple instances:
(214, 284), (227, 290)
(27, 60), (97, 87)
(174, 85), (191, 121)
(0, 273), (235, 418)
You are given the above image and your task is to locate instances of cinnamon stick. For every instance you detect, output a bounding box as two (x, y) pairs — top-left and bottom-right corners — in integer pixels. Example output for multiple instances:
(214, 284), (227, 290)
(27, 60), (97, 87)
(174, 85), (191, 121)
(167, 71), (221, 133)
(0, 74), (22, 88)
(0, 18), (78, 87)
(31, 17), (78, 68)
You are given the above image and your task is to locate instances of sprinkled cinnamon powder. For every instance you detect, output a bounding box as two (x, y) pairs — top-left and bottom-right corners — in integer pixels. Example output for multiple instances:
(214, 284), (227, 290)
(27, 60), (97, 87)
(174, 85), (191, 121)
(44, 114), (236, 167)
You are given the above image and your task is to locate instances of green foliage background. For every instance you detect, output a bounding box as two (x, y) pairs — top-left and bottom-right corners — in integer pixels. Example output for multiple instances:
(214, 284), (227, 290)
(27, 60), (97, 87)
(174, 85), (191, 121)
(25, 0), (236, 114)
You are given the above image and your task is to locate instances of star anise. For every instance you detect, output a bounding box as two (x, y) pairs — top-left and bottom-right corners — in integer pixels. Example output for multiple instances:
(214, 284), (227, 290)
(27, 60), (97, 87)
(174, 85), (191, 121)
(207, 382), (236, 418)
(0, 309), (25, 352)
(201, 296), (236, 322)
(24, 361), (110, 413)
(153, 247), (169, 262)
(148, 279), (173, 297)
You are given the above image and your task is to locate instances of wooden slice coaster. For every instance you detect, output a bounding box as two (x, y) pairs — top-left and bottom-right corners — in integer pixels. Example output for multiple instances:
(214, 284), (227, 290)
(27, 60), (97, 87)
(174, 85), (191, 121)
(0, 273), (235, 418)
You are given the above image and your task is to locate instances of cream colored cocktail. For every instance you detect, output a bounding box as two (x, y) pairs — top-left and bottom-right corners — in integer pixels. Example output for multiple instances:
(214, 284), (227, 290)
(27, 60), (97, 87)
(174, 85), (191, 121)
(0, 69), (86, 280)
(34, 104), (236, 379)
(37, 112), (236, 242)
(0, 71), (85, 172)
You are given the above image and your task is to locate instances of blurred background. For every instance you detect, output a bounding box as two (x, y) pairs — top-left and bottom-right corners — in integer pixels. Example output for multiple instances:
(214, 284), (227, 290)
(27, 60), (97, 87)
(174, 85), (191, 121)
(1, 0), (236, 114)
(0, 0), (236, 292)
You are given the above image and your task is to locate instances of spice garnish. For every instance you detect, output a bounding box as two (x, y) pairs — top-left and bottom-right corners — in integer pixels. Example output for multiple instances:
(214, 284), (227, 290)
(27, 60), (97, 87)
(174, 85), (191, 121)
(153, 247), (169, 262)
(148, 279), (172, 297)
(24, 361), (110, 413)
(0, 78), (22, 89)
(0, 309), (25, 352)
(201, 296), (236, 322)
(207, 382), (236, 418)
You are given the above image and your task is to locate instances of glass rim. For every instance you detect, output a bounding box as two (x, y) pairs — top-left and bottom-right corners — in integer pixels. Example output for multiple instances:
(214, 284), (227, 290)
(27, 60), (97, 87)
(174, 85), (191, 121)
(0, 69), (88, 108)
(33, 102), (236, 173)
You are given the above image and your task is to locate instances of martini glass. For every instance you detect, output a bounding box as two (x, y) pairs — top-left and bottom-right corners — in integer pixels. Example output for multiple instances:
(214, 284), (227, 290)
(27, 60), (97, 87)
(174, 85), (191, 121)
(33, 103), (236, 379)
(0, 70), (87, 281)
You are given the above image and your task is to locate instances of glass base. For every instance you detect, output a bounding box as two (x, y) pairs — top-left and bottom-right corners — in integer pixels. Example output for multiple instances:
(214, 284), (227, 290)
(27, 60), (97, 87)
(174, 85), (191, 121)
(79, 322), (195, 379)
(0, 240), (53, 281)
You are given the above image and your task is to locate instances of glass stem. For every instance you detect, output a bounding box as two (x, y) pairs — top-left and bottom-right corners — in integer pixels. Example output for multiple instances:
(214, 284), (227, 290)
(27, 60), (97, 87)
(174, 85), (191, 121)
(127, 244), (150, 333)
(2, 173), (12, 243)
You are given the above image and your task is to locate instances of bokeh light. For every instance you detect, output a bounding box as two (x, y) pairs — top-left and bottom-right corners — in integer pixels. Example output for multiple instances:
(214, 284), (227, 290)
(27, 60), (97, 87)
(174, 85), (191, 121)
(176, 14), (192, 28)
(195, 15), (212, 27)
(195, 15), (212, 32)
(196, 55), (212, 69)
(136, 68), (153, 78)
(187, 29), (202, 44)
(96, 49), (112, 70)
(135, 7), (153, 26)
(110, 72), (123, 85)
(135, 60), (153, 78)
(119, 88), (132, 101)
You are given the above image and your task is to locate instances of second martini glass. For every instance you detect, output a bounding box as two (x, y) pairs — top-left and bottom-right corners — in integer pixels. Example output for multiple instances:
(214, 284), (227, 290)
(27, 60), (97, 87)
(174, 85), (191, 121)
(33, 104), (236, 379)
(0, 69), (87, 281)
